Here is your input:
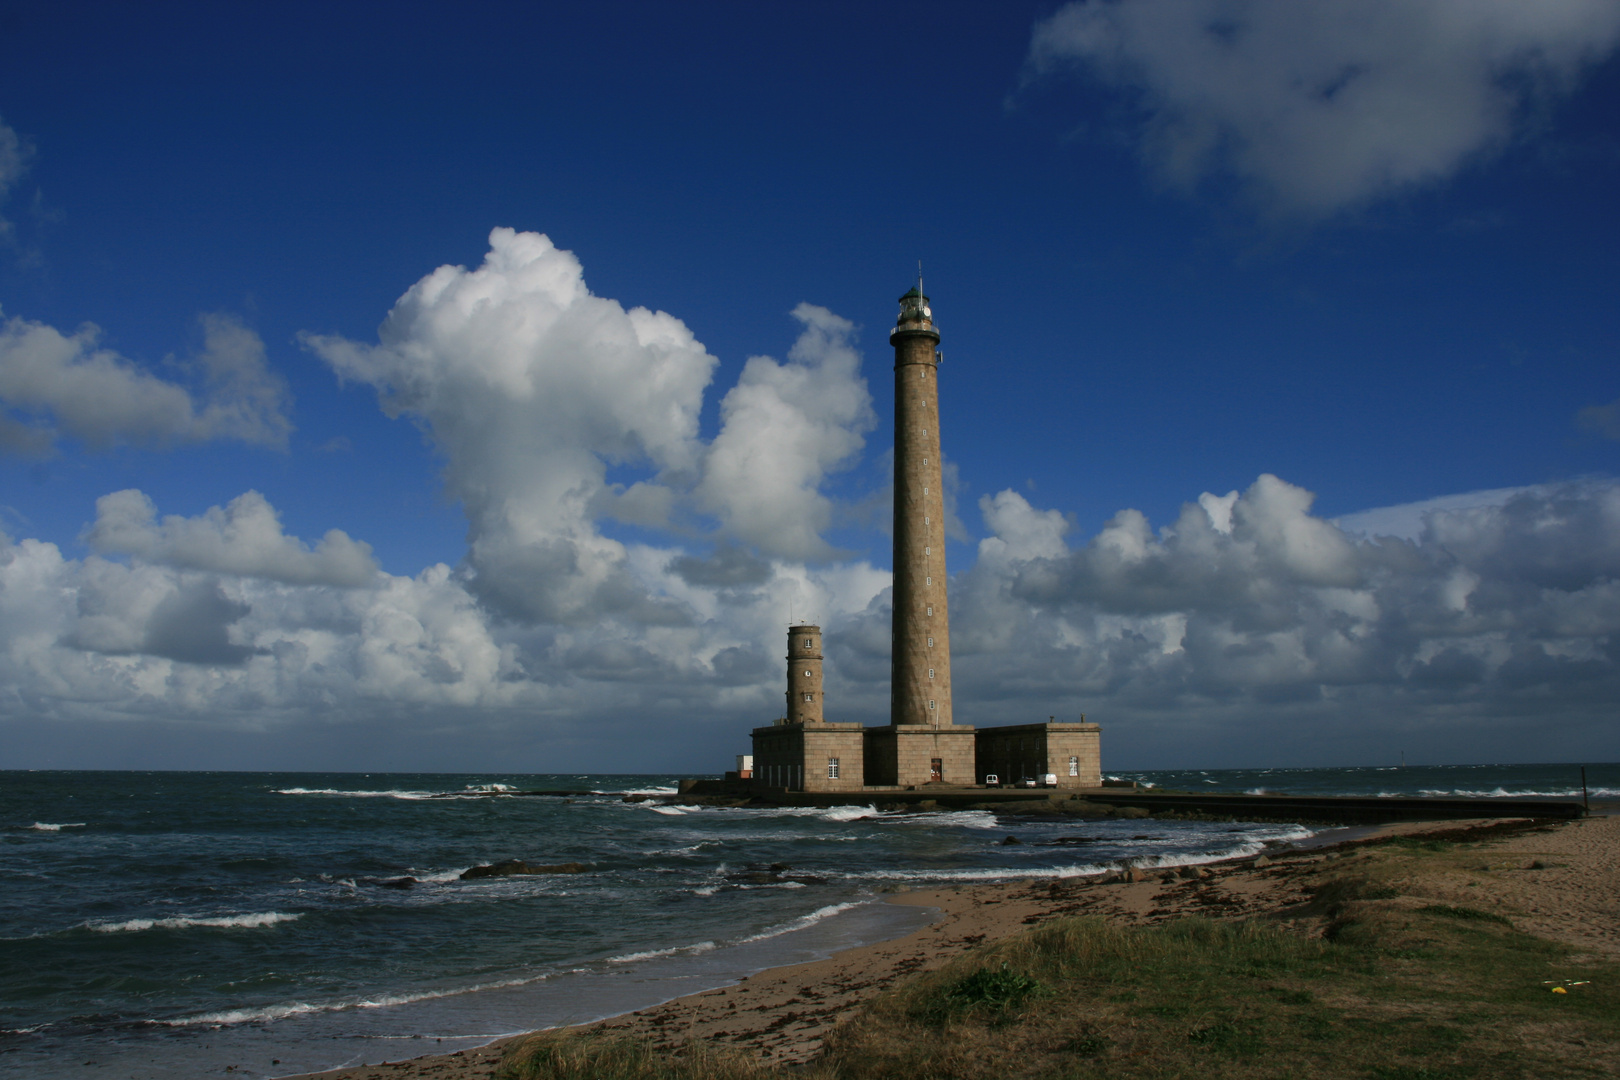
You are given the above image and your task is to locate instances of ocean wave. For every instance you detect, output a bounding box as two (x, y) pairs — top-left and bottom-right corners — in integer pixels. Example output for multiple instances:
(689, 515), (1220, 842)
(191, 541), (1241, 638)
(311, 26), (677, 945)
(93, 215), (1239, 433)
(736, 901), (864, 944)
(23, 822), (86, 831)
(157, 974), (537, 1028)
(274, 787), (440, 800)
(607, 940), (717, 964)
(1415, 786), (1616, 799)
(87, 912), (301, 934)
(464, 783), (516, 792)
(596, 786), (680, 796)
(899, 809), (1000, 830)
(647, 805), (689, 815)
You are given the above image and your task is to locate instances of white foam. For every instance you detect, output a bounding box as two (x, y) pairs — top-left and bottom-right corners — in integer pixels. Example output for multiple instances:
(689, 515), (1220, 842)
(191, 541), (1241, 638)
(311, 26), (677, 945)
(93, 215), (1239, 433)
(464, 783), (516, 792)
(1417, 786), (1616, 799)
(26, 822), (85, 831)
(736, 901), (863, 944)
(274, 787), (439, 800)
(808, 804), (872, 822)
(648, 805), (688, 815)
(607, 940), (717, 964)
(88, 912), (301, 933)
(901, 809), (1000, 830)
(159, 975), (536, 1027)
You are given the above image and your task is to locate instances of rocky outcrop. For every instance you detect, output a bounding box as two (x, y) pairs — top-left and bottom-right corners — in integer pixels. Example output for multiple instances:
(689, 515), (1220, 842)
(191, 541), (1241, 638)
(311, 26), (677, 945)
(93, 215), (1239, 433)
(459, 860), (588, 880)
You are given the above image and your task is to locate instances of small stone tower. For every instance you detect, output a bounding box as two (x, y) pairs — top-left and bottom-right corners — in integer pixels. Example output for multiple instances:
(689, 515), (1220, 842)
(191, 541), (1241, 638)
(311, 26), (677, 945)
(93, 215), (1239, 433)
(890, 278), (953, 727)
(785, 624), (824, 725)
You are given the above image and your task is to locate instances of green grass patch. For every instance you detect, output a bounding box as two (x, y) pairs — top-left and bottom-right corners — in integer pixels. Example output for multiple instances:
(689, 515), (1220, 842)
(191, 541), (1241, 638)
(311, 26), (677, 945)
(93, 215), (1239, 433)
(499, 847), (1620, 1080)
(1417, 904), (1514, 927)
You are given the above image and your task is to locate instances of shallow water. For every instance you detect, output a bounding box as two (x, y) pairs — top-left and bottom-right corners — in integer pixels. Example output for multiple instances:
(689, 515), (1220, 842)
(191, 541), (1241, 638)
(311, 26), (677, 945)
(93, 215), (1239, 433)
(1, 765), (1606, 1078)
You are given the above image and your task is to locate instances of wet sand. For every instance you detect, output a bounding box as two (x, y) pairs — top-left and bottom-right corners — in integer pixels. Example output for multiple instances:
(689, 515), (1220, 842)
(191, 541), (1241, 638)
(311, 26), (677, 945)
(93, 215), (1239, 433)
(281, 813), (1617, 1080)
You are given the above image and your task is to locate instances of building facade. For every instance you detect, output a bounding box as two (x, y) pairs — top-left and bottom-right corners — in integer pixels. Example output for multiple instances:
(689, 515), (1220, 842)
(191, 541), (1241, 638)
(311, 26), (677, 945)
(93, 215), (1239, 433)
(750, 624), (866, 791)
(974, 720), (1102, 788)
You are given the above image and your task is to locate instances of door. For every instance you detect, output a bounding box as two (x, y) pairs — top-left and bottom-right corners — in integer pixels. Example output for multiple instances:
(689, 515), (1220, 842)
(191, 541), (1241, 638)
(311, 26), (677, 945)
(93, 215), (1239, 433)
(929, 758), (942, 782)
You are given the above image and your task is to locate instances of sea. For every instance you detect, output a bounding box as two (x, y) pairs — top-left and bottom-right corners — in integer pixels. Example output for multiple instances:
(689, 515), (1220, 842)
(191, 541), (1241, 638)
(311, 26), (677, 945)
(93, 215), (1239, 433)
(2, 763), (1611, 1079)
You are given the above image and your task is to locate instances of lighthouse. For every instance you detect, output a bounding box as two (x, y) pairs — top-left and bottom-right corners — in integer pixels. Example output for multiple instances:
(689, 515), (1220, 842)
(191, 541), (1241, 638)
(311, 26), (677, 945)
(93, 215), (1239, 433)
(863, 277), (976, 785)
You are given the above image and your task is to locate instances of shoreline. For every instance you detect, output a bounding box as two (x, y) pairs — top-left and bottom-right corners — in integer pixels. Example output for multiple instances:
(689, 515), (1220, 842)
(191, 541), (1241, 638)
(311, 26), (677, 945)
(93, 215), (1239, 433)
(276, 813), (1615, 1080)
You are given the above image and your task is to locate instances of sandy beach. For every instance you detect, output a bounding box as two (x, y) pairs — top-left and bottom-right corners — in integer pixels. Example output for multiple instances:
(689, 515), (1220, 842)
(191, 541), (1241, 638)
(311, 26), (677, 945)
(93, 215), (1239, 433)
(283, 813), (1618, 1080)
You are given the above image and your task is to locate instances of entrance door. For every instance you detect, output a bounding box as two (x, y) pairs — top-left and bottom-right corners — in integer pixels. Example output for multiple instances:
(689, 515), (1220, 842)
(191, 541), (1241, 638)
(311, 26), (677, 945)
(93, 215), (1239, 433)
(929, 758), (942, 782)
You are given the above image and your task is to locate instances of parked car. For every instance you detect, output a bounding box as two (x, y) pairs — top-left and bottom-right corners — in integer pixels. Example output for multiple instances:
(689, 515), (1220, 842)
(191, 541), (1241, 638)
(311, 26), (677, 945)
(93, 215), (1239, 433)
(983, 774), (1000, 787)
(1041, 773), (1058, 787)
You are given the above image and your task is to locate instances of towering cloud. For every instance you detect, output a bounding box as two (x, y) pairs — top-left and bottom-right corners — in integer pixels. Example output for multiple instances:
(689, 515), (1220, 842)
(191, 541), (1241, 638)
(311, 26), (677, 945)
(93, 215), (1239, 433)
(2, 229), (1615, 767)
(700, 304), (877, 561)
(1028, 0), (1620, 216)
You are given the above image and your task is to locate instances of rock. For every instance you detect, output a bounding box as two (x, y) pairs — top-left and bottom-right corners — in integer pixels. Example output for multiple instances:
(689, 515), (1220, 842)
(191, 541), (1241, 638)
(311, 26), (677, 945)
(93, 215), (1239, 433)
(1001, 835), (1022, 845)
(1253, 855), (1272, 868)
(460, 860), (588, 880)
(1119, 867), (1142, 883)
(377, 876), (417, 890)
(1177, 866), (1201, 880)
(1159, 872), (1178, 884)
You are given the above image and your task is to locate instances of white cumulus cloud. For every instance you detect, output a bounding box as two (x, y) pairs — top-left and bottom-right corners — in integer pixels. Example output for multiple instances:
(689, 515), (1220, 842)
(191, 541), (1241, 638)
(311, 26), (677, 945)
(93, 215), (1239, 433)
(1028, 0), (1620, 216)
(0, 310), (292, 454)
(700, 303), (877, 561)
(84, 489), (378, 587)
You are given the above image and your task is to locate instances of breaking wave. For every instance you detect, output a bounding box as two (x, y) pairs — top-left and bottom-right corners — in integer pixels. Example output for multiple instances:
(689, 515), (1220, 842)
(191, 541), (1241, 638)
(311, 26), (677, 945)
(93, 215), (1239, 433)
(87, 912), (301, 934)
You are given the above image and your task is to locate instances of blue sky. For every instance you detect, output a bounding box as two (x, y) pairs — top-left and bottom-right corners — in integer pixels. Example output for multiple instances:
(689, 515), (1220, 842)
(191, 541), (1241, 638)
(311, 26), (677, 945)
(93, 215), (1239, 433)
(2, 0), (1618, 772)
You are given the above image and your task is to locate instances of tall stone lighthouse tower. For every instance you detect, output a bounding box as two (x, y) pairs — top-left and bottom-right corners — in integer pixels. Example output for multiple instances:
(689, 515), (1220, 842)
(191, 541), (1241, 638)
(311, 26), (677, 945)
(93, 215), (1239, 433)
(890, 281), (952, 727)
(864, 276), (975, 786)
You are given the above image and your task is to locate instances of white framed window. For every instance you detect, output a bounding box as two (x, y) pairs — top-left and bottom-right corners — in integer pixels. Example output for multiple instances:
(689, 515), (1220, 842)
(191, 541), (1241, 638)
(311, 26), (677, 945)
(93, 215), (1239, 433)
(802, 692), (814, 702)
(923, 486), (928, 495)
(924, 546), (930, 555)
(926, 606), (933, 616)
(1069, 756), (1080, 777)
(828, 756), (840, 779)
(920, 369), (926, 379)
(926, 576), (931, 585)
(803, 638), (813, 650)
(928, 700), (936, 710)
(928, 668), (934, 679)
(927, 636), (933, 647)
(804, 670), (812, 677)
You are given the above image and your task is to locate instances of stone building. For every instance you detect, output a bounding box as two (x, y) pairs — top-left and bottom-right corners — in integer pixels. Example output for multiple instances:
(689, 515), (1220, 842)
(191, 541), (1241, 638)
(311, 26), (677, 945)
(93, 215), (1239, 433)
(974, 719), (1101, 788)
(750, 625), (865, 792)
(747, 282), (1101, 793)
(860, 278), (976, 786)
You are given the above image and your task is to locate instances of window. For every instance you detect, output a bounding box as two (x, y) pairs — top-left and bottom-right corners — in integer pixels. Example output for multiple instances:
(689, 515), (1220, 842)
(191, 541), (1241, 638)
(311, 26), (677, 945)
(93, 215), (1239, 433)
(924, 546), (930, 555)
(926, 576), (931, 585)
(926, 606), (933, 616)
(802, 692), (814, 702)
(803, 638), (813, 650)
(923, 486), (928, 495)
(927, 636), (933, 647)
(920, 369), (926, 379)
(1069, 756), (1080, 777)
(828, 756), (840, 779)
(928, 668), (934, 679)
(930, 758), (943, 782)
(928, 699), (936, 710)
(803, 670), (812, 677)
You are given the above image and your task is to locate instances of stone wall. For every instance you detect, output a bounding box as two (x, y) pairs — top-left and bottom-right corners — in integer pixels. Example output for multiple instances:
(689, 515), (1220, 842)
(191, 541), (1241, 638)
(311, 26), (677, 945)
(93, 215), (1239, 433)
(863, 725), (976, 787)
(750, 721), (866, 792)
(974, 722), (1102, 788)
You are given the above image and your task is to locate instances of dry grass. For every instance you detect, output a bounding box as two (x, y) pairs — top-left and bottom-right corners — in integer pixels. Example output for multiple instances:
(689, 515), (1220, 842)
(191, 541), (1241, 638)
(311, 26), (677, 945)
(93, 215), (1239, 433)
(498, 834), (1620, 1080)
